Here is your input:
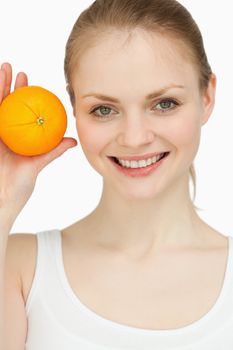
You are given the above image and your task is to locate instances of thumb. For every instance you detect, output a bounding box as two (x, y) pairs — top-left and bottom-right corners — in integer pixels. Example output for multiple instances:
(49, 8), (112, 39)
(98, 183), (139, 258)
(34, 137), (78, 172)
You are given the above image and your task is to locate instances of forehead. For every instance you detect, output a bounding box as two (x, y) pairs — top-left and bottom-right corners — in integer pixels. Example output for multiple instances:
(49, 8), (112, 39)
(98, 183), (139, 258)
(72, 29), (198, 94)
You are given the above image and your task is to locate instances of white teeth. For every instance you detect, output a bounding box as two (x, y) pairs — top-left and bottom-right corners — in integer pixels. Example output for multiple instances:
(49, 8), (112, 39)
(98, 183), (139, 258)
(130, 161), (139, 168)
(117, 153), (165, 168)
(138, 160), (147, 167)
(125, 160), (130, 167)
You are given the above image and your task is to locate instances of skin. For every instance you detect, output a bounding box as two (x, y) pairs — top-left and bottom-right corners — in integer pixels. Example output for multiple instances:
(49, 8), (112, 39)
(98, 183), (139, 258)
(69, 29), (220, 259)
(3, 31), (226, 331)
(0, 30), (228, 335)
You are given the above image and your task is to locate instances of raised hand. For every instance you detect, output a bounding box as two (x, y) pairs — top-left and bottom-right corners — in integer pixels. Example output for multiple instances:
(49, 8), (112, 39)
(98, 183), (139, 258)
(0, 62), (77, 214)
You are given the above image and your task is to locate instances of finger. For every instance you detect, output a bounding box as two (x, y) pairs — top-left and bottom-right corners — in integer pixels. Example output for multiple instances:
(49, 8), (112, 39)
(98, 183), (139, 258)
(14, 72), (28, 90)
(34, 137), (78, 172)
(1, 62), (12, 97)
(0, 68), (6, 104)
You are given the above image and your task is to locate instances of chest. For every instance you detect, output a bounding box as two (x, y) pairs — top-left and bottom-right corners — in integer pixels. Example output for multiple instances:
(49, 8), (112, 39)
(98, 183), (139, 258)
(61, 242), (228, 330)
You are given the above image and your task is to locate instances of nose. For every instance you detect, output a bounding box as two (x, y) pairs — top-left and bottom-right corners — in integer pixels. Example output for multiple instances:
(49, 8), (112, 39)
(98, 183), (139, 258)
(116, 113), (155, 148)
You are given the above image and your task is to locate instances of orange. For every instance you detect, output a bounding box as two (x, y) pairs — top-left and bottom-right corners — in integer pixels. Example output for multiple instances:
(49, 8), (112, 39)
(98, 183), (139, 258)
(0, 86), (67, 156)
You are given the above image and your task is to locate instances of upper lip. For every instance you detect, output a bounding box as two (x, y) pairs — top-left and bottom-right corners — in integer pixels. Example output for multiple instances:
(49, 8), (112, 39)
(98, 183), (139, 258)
(110, 152), (169, 161)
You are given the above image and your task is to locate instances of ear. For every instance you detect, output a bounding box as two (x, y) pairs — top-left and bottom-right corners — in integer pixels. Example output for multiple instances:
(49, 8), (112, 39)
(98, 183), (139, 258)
(201, 73), (217, 126)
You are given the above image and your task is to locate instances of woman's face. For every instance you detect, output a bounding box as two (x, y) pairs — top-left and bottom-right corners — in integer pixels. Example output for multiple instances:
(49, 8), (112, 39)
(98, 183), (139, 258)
(71, 30), (216, 199)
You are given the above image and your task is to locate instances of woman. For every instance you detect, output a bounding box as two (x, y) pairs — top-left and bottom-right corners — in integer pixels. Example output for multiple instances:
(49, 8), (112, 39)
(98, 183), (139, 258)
(1, 0), (233, 349)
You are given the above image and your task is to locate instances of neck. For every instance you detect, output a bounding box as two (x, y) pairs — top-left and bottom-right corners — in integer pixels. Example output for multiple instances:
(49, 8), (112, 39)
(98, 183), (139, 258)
(86, 172), (203, 255)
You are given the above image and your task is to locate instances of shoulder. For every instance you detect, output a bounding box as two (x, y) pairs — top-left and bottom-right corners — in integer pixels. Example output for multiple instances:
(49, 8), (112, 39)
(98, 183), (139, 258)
(7, 233), (37, 304)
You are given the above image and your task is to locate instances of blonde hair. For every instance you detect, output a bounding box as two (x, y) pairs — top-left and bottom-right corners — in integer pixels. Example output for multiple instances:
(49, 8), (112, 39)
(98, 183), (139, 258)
(64, 0), (213, 209)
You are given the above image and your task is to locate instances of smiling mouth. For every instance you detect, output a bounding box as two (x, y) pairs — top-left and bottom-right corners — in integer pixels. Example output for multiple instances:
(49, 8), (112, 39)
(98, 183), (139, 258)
(109, 152), (170, 168)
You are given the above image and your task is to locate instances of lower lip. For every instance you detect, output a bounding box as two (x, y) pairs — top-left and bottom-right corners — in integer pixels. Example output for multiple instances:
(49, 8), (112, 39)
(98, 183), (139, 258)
(108, 153), (169, 177)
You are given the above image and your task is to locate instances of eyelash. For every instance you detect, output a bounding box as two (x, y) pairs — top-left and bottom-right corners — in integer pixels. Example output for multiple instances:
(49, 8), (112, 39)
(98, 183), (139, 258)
(89, 98), (180, 119)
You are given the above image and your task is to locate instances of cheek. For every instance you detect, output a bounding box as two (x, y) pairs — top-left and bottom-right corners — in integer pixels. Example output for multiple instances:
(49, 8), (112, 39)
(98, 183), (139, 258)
(75, 117), (110, 156)
(164, 113), (201, 152)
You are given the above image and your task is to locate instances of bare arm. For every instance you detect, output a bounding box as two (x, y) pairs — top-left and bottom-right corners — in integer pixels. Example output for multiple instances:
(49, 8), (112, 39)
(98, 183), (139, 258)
(0, 208), (17, 348)
(0, 62), (77, 348)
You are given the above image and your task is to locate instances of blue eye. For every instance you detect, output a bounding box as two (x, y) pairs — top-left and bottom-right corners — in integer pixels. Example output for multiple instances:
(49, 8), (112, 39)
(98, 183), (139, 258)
(89, 98), (179, 119)
(90, 105), (113, 118)
(154, 99), (179, 112)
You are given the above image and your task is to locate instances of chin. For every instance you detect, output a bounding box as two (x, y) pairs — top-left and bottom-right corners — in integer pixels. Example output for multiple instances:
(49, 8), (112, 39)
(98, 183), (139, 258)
(115, 183), (166, 201)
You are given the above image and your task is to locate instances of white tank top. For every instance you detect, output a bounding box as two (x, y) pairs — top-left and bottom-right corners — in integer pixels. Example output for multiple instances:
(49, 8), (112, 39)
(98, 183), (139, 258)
(25, 229), (233, 349)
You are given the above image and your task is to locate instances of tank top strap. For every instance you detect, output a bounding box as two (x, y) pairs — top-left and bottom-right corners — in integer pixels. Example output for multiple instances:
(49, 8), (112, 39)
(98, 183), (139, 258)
(25, 229), (61, 314)
(38, 229), (61, 259)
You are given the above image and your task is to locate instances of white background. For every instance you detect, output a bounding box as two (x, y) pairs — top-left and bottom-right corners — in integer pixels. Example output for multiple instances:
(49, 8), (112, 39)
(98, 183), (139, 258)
(1, 1), (232, 236)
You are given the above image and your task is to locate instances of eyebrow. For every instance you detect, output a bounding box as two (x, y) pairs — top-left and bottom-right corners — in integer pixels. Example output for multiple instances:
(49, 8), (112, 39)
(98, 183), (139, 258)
(81, 84), (185, 103)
